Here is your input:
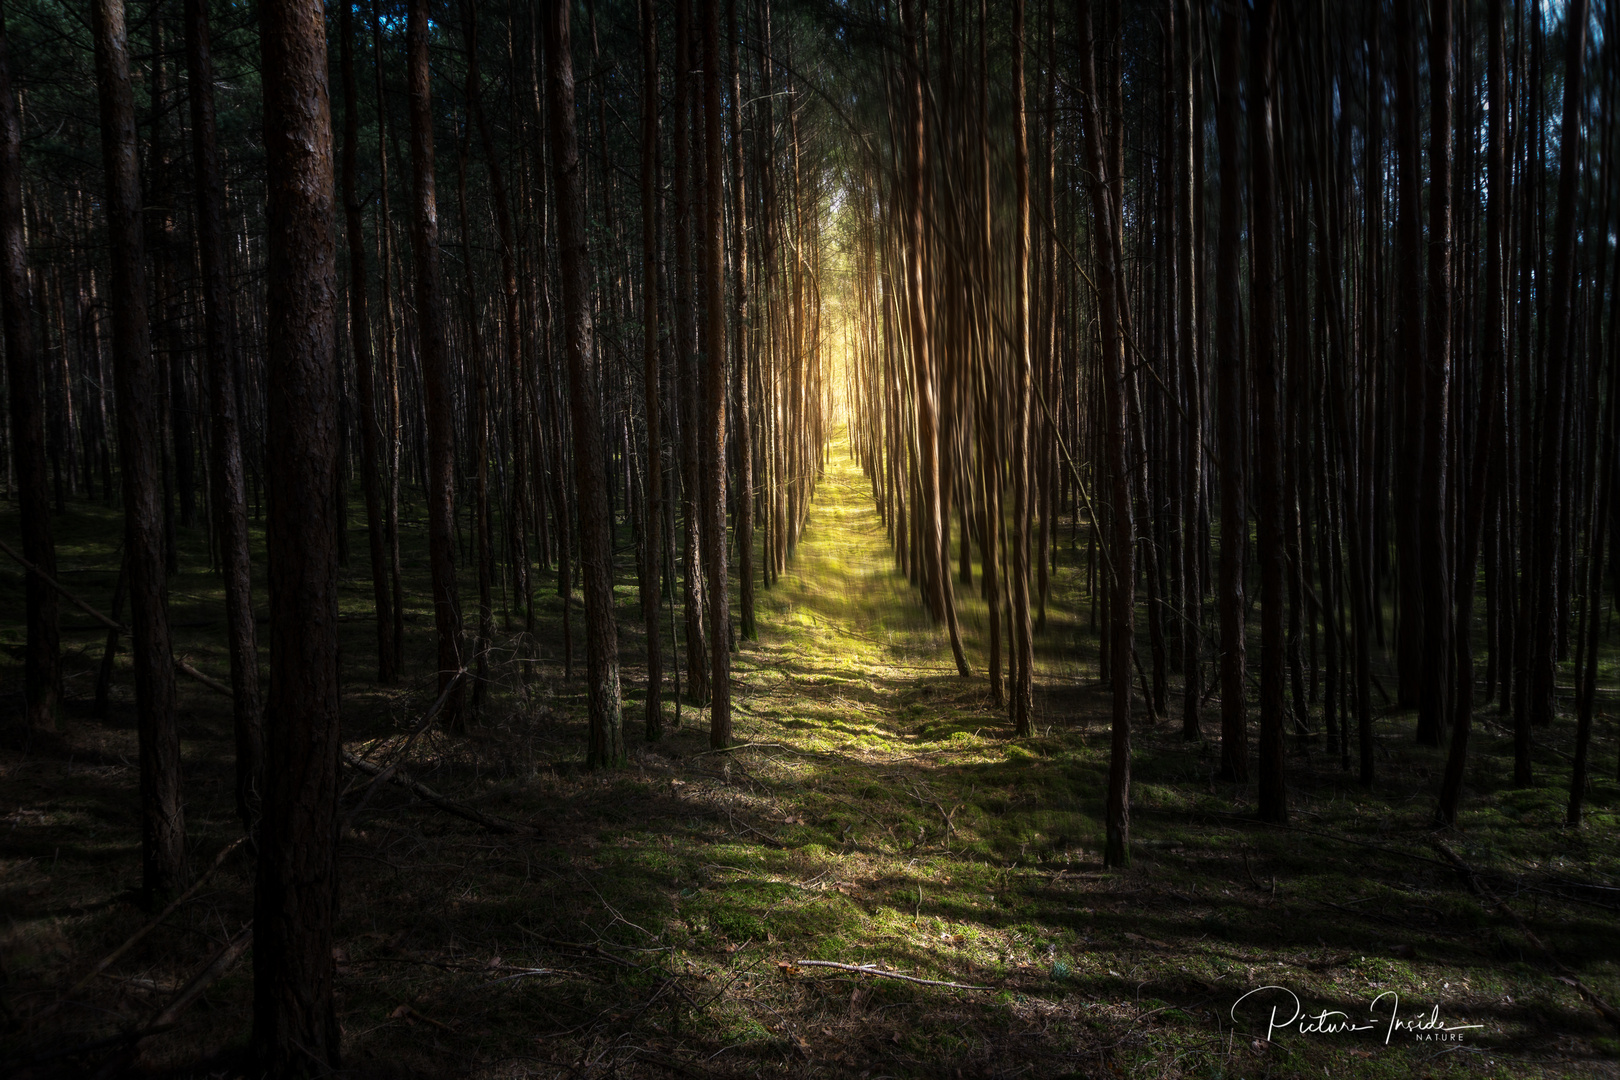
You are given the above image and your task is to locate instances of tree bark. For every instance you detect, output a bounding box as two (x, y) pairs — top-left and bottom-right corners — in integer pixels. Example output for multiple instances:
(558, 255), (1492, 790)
(339, 0), (393, 688)
(1248, 0), (1286, 824)
(1214, 0), (1247, 783)
(92, 0), (186, 907)
(0, 1), (58, 733)
(545, 0), (626, 768)
(702, 0), (732, 748)
(185, 0), (262, 833)
(1077, 0), (1135, 868)
(252, 0), (343, 1070)
(1528, 0), (1589, 739)
(407, 0), (465, 729)
(641, 0), (664, 738)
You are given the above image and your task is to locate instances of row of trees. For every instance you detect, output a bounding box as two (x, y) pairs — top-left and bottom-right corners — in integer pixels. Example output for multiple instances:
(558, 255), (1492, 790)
(3, 0), (1618, 1066)
(843, 0), (1616, 865)
(4, 0), (841, 1069)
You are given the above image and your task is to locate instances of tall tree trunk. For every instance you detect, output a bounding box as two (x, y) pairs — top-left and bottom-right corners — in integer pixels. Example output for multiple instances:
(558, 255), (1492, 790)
(641, 0), (664, 739)
(1077, 0), (1135, 868)
(729, 0), (757, 643)
(0, 2), (58, 733)
(373, 0), (406, 678)
(1249, 0), (1286, 824)
(1528, 0), (1589, 739)
(1214, 0), (1247, 783)
(545, 0), (626, 768)
(185, 0), (261, 833)
(92, 0), (186, 907)
(408, 0), (465, 729)
(252, 0), (342, 1070)
(1010, 0), (1036, 733)
(340, 0), (393, 687)
(1438, 0), (1508, 825)
(1175, 0), (1202, 742)
(1393, 0), (1427, 717)
(702, 0), (732, 747)
(1418, 0), (1455, 746)
(673, 0), (709, 705)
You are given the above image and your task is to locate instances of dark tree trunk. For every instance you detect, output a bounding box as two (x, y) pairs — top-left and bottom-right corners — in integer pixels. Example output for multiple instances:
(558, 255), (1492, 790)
(674, 0), (709, 706)
(0, 2), (58, 733)
(1528, 0), (1589, 739)
(1214, 0), (1247, 783)
(92, 0), (186, 907)
(545, 0), (626, 768)
(1417, 0), (1455, 747)
(1393, 0), (1427, 717)
(252, 0), (343, 1071)
(185, 0), (261, 833)
(1175, 0), (1202, 742)
(340, 0), (394, 688)
(408, 0), (465, 729)
(641, 0), (664, 739)
(1249, 0), (1286, 824)
(1077, 0), (1135, 868)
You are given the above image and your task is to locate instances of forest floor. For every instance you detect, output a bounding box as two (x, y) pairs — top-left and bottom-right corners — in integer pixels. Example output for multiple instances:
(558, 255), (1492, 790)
(3, 435), (1620, 1079)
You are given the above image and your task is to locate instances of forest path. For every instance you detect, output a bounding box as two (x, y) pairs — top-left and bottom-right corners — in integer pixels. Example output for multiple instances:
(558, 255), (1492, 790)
(731, 430), (999, 763)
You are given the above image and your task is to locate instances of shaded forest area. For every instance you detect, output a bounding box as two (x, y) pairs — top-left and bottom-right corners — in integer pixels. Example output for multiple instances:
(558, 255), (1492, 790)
(2, 0), (1620, 1076)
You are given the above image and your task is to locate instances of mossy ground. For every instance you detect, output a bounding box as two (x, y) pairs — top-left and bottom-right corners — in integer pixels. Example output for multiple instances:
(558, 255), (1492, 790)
(2, 435), (1618, 1078)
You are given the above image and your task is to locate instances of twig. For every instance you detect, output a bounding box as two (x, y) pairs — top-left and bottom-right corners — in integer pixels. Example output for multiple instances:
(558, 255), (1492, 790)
(342, 750), (533, 835)
(28, 836), (247, 1027)
(1432, 840), (1620, 1032)
(788, 960), (992, 991)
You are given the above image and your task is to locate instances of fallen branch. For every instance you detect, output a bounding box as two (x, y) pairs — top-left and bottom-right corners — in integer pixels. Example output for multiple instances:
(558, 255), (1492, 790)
(1433, 841), (1620, 1032)
(174, 657), (232, 697)
(342, 749), (532, 836)
(788, 960), (992, 991)
(88, 924), (254, 1080)
(694, 742), (790, 756)
(29, 836), (247, 1028)
(0, 537), (235, 700)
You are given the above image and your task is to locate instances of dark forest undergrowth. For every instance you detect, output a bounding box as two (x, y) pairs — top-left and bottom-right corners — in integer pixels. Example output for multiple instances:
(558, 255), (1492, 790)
(4, 443), (1620, 1079)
